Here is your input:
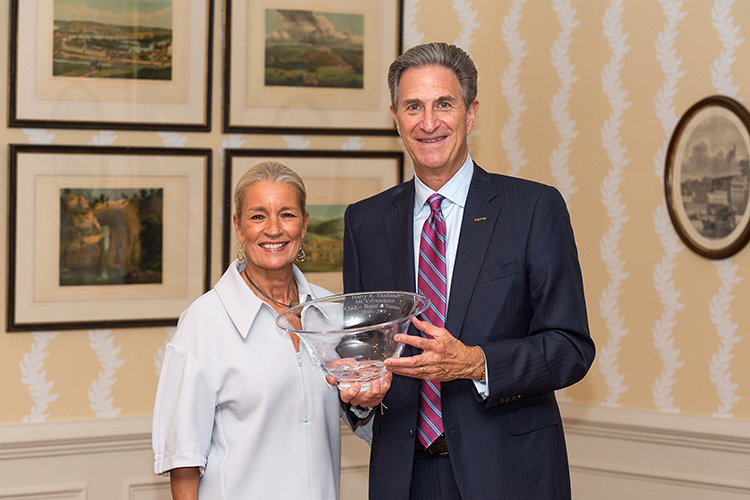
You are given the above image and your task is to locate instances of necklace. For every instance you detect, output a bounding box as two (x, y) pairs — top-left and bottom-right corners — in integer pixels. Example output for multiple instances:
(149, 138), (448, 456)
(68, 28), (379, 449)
(243, 268), (300, 309)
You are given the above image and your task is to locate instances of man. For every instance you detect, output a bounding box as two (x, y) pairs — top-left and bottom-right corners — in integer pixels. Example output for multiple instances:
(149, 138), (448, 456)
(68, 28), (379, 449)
(342, 42), (595, 499)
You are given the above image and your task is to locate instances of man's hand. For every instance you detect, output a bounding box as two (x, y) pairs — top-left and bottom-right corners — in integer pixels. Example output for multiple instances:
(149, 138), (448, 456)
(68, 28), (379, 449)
(327, 370), (393, 408)
(384, 317), (485, 382)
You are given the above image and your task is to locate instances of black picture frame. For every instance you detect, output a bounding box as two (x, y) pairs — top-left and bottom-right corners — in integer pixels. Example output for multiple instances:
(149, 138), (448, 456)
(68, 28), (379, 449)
(223, 0), (402, 135)
(224, 149), (404, 293)
(8, 145), (212, 331)
(8, 0), (213, 131)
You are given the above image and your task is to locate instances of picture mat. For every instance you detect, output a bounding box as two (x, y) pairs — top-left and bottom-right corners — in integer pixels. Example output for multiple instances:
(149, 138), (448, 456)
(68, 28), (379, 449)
(672, 105), (750, 251)
(13, 151), (207, 325)
(14, 0), (207, 125)
(229, 154), (400, 293)
(227, 0), (397, 131)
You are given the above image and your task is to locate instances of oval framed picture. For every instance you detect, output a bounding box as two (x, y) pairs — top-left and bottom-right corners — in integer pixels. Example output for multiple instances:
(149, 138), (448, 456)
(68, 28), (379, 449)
(665, 95), (750, 259)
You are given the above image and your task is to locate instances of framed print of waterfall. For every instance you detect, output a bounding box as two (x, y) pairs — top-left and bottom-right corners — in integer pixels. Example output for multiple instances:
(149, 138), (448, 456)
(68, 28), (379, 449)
(224, 149), (404, 293)
(9, 0), (213, 131)
(665, 95), (750, 259)
(7, 145), (212, 331)
(223, 0), (402, 135)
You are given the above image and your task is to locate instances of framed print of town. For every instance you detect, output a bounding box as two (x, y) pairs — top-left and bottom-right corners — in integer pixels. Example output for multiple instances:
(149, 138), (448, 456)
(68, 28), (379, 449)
(665, 95), (750, 259)
(9, 0), (213, 131)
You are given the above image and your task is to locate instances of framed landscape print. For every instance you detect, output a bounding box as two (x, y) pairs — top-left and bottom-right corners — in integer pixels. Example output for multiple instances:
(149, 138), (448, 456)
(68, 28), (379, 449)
(665, 95), (750, 259)
(224, 0), (402, 135)
(9, 0), (213, 131)
(8, 145), (212, 331)
(225, 149), (404, 292)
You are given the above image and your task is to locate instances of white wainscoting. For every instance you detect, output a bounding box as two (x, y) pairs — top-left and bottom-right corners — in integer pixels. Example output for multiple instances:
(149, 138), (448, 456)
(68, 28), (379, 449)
(2, 405), (747, 499)
(561, 402), (750, 500)
(0, 416), (370, 500)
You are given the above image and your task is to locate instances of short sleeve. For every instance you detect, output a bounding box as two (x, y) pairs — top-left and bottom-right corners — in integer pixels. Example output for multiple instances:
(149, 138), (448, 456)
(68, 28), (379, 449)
(152, 343), (217, 476)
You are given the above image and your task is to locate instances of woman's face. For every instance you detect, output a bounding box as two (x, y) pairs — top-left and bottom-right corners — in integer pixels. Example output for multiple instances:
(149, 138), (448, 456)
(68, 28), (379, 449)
(234, 181), (309, 274)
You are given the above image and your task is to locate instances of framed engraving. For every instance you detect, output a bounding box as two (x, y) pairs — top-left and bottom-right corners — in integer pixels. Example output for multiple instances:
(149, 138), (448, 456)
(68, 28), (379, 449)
(665, 95), (750, 259)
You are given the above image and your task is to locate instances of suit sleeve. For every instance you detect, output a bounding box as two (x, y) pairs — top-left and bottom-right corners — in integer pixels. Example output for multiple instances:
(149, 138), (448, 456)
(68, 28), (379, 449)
(480, 186), (594, 409)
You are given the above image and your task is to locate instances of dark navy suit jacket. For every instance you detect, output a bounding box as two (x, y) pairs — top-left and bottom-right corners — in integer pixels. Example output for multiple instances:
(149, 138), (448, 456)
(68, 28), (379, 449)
(343, 164), (595, 500)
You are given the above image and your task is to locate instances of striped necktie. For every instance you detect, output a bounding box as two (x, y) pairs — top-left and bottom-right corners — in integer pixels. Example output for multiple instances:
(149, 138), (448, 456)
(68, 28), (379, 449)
(417, 193), (446, 448)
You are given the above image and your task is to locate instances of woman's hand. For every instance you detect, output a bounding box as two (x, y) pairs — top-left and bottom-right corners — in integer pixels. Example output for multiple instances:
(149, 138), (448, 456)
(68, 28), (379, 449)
(327, 370), (392, 408)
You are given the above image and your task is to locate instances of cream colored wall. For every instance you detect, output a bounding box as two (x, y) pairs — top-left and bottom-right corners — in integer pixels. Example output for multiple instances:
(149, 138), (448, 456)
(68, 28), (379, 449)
(1, 0), (749, 429)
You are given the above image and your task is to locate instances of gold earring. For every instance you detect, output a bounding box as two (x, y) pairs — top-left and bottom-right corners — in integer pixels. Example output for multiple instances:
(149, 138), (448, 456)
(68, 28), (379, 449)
(295, 241), (306, 263)
(237, 241), (247, 265)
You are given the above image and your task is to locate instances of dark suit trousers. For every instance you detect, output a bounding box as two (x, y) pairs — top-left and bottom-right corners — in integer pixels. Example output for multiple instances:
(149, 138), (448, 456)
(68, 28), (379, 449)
(409, 449), (462, 500)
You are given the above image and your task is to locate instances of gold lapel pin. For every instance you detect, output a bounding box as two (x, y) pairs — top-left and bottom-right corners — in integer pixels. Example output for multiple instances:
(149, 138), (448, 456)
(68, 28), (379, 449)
(474, 217), (487, 222)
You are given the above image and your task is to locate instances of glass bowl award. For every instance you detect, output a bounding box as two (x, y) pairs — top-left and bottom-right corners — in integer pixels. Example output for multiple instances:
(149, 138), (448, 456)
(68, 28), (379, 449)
(276, 291), (430, 390)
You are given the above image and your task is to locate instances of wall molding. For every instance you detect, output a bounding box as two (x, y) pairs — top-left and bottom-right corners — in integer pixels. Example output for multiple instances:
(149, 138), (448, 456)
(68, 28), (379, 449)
(561, 401), (750, 451)
(3, 406), (748, 499)
(0, 483), (86, 500)
(561, 402), (750, 498)
(0, 416), (370, 499)
(0, 416), (151, 461)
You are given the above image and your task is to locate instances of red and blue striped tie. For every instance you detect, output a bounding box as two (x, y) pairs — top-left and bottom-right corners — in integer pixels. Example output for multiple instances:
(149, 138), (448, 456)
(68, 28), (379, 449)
(417, 193), (446, 447)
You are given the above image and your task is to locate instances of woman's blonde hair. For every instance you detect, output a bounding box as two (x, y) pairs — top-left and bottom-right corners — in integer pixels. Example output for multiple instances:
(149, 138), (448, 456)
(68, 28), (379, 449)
(234, 161), (307, 219)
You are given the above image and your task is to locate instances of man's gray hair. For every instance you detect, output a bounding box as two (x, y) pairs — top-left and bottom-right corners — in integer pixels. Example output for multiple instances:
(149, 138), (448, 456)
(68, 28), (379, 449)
(234, 161), (307, 219)
(387, 42), (478, 111)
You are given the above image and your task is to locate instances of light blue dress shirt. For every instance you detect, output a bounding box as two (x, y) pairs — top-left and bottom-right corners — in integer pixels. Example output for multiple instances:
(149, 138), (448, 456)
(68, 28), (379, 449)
(413, 154), (489, 396)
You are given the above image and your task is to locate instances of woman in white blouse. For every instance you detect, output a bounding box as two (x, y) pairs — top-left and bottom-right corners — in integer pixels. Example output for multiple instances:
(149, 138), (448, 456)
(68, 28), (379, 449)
(152, 161), (370, 499)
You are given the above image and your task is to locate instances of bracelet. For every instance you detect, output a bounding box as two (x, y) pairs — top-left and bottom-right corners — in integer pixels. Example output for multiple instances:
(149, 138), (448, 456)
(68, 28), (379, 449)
(350, 405), (373, 419)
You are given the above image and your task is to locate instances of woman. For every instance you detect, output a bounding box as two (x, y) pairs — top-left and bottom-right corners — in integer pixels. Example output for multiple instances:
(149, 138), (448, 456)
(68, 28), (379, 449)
(152, 161), (371, 499)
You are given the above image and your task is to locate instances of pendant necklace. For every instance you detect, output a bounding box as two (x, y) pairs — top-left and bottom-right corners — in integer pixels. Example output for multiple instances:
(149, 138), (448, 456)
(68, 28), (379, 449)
(243, 268), (300, 309)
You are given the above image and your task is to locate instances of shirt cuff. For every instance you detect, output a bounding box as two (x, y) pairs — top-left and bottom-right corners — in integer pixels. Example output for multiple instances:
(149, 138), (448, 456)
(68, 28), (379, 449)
(472, 347), (489, 399)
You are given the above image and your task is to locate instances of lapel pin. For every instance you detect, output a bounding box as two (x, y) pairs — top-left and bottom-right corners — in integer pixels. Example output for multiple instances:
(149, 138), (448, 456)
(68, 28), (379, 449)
(474, 217), (487, 222)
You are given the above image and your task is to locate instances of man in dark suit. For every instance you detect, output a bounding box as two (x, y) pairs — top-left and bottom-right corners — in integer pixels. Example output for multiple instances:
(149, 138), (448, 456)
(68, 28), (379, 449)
(341, 42), (595, 500)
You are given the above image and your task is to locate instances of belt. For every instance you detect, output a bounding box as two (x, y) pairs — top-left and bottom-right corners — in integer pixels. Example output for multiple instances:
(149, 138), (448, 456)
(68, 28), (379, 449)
(415, 435), (448, 455)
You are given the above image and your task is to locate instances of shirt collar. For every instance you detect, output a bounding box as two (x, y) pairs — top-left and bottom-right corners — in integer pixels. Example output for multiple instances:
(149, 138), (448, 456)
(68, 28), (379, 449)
(215, 260), (317, 339)
(414, 154), (474, 211)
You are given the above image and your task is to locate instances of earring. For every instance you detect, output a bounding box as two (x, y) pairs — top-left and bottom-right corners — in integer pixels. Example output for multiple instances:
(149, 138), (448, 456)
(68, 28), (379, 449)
(295, 241), (306, 263)
(237, 241), (247, 265)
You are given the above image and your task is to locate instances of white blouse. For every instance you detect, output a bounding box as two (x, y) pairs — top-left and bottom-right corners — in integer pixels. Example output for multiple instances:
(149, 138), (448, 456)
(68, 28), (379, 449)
(152, 260), (368, 499)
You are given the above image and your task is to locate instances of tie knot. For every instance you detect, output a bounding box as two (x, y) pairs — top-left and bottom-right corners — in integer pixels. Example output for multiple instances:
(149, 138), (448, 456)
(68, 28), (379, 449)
(427, 194), (444, 212)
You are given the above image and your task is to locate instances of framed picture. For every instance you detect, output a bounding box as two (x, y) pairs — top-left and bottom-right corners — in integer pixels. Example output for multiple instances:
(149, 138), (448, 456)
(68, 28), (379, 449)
(224, 0), (402, 135)
(665, 95), (750, 259)
(8, 145), (212, 331)
(9, 0), (213, 131)
(225, 149), (404, 292)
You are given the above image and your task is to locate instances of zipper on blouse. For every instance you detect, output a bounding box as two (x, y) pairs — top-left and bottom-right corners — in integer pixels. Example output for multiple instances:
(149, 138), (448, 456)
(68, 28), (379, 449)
(296, 351), (310, 423)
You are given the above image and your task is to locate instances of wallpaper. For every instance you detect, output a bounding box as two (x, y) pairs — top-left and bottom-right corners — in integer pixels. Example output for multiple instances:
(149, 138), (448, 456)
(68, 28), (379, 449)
(1, 0), (749, 424)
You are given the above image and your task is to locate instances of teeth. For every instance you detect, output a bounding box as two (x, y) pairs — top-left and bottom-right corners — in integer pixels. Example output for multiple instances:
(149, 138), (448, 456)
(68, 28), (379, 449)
(421, 137), (443, 143)
(261, 243), (285, 249)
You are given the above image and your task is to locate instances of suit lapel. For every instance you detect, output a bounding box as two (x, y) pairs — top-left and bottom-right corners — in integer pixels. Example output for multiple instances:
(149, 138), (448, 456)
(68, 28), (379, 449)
(446, 165), (500, 339)
(384, 181), (416, 294)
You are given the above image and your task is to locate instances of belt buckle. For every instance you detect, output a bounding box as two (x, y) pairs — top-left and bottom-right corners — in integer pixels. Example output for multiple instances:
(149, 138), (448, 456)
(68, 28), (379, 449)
(426, 435), (448, 455)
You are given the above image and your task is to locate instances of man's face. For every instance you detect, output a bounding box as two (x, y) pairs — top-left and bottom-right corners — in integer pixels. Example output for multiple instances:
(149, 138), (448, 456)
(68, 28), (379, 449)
(390, 65), (479, 183)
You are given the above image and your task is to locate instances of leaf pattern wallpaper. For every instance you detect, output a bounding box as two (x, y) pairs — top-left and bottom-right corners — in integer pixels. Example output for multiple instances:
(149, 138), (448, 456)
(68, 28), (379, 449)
(1, 0), (749, 424)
